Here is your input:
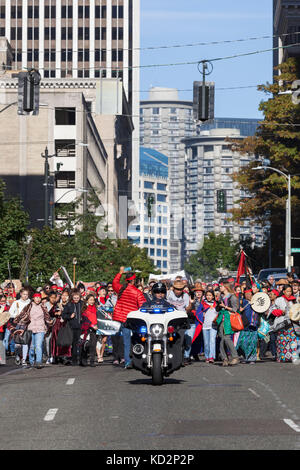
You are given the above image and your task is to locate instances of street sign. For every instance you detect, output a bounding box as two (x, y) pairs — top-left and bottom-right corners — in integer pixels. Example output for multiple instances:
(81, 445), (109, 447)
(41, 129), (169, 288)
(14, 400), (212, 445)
(291, 248), (300, 253)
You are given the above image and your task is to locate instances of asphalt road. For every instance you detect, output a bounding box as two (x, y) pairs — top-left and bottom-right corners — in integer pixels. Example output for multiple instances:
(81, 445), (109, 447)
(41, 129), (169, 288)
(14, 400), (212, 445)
(0, 356), (300, 450)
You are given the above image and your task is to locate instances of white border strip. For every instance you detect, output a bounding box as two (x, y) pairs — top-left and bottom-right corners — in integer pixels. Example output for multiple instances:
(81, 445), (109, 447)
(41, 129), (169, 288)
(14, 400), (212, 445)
(44, 408), (58, 422)
(284, 419), (300, 433)
(66, 378), (75, 385)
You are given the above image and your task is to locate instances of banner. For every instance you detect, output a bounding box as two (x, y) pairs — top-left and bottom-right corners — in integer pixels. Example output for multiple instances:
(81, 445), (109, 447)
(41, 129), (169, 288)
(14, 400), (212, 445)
(148, 270), (187, 282)
(96, 319), (121, 336)
(60, 266), (74, 288)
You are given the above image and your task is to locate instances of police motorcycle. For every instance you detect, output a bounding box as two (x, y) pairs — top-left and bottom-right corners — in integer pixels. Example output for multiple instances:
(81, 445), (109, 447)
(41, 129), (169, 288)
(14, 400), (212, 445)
(125, 283), (189, 386)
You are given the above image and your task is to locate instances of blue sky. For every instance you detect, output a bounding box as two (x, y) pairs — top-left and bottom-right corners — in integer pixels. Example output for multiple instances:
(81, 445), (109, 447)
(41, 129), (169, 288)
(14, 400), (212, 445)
(140, 0), (273, 119)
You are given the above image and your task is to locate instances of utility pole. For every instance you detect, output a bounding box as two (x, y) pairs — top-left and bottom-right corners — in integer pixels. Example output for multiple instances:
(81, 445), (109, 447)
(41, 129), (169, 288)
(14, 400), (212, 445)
(41, 146), (55, 227)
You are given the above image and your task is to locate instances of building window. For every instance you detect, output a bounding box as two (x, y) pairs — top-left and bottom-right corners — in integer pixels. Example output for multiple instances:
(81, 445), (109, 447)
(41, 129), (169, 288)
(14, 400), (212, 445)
(112, 6), (123, 18)
(95, 6), (106, 18)
(55, 108), (76, 126)
(45, 6), (56, 18)
(150, 248), (155, 256)
(78, 5), (89, 18)
(55, 172), (76, 189)
(112, 27), (124, 40)
(144, 181), (154, 189)
(157, 183), (167, 191)
(152, 108), (160, 115)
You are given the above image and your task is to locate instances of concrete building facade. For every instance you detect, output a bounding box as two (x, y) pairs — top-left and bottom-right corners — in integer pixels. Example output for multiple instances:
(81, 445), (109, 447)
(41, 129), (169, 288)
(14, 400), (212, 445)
(273, 0), (300, 71)
(184, 124), (265, 260)
(0, 76), (133, 235)
(0, 0), (140, 208)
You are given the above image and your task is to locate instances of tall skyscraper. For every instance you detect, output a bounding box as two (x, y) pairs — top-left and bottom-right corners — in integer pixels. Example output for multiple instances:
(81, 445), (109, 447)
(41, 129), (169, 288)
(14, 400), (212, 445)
(0, 0), (140, 201)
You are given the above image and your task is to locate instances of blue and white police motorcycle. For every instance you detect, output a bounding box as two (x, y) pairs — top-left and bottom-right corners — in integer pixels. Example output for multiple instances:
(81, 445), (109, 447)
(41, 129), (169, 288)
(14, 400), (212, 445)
(125, 305), (189, 385)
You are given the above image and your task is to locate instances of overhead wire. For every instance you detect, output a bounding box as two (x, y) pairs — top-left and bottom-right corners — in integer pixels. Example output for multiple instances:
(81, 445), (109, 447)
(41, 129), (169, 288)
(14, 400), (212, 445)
(2, 40), (300, 73)
(3, 30), (300, 55)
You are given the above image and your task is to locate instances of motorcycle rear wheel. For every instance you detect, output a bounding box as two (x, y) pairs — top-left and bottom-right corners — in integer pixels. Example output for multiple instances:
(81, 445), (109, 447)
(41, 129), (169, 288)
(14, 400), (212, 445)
(152, 352), (163, 386)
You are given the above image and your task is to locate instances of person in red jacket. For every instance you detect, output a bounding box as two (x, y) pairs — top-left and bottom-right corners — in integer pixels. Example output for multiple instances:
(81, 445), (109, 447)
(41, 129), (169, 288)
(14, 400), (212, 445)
(112, 266), (146, 368)
(80, 294), (98, 367)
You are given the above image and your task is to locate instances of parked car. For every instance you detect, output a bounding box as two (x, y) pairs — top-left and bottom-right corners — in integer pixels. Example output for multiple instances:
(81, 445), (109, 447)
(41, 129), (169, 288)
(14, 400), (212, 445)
(257, 268), (299, 282)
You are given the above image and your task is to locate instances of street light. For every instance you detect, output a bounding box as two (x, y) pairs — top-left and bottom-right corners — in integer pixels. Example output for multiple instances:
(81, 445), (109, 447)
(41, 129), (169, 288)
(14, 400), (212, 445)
(253, 166), (292, 271)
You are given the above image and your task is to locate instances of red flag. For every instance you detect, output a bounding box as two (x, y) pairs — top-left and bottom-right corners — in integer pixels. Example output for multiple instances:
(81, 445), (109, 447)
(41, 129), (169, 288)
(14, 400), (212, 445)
(236, 251), (246, 284)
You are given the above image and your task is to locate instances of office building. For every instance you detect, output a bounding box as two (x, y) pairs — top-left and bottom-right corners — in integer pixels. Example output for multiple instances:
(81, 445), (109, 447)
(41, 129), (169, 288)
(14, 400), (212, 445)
(0, 0), (140, 210)
(273, 0), (300, 71)
(0, 75), (133, 234)
(140, 87), (196, 272)
(184, 121), (265, 259)
(128, 147), (169, 274)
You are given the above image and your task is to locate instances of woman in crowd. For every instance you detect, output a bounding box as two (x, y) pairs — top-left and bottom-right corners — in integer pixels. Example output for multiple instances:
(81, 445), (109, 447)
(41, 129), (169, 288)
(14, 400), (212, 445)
(237, 289), (259, 364)
(272, 284), (298, 363)
(62, 290), (84, 366)
(80, 294), (98, 367)
(187, 284), (204, 360)
(0, 294), (9, 365)
(9, 288), (31, 366)
(51, 288), (71, 364)
(10, 292), (54, 369)
(44, 290), (58, 364)
(96, 286), (110, 363)
(215, 285), (240, 367)
(201, 290), (218, 364)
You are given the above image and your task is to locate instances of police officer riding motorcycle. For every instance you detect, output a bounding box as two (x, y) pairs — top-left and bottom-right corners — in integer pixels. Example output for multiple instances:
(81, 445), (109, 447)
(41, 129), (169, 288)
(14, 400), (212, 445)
(125, 283), (189, 385)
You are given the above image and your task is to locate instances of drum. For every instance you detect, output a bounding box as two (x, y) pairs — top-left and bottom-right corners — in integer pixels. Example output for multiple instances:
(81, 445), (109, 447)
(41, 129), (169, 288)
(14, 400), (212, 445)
(250, 292), (271, 313)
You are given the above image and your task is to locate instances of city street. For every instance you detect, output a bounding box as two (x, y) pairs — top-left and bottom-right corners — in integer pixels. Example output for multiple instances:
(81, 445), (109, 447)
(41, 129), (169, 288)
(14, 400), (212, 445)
(1, 358), (300, 450)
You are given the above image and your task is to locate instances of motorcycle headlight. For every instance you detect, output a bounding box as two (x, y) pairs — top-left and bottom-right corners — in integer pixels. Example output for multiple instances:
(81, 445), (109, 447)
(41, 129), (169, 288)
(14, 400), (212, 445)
(150, 324), (164, 338)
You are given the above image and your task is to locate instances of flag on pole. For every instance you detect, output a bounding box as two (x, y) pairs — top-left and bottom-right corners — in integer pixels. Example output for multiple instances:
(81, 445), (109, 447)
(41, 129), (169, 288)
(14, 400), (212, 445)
(236, 250), (252, 288)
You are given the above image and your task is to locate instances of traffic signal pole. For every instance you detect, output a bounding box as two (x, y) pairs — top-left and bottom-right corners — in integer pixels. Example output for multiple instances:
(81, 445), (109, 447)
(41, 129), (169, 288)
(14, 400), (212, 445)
(41, 147), (56, 227)
(201, 62), (206, 122)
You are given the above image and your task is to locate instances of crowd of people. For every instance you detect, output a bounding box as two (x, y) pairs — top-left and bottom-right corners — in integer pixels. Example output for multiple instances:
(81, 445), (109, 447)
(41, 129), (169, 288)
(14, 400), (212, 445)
(0, 267), (299, 370)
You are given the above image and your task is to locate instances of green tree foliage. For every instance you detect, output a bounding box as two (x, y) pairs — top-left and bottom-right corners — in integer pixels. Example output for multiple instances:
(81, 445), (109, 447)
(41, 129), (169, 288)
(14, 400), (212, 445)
(24, 191), (158, 286)
(0, 180), (29, 280)
(184, 233), (239, 281)
(228, 58), (300, 265)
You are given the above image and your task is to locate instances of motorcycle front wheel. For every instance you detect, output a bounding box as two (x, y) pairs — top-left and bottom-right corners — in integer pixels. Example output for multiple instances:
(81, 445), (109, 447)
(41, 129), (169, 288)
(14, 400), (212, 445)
(152, 352), (163, 386)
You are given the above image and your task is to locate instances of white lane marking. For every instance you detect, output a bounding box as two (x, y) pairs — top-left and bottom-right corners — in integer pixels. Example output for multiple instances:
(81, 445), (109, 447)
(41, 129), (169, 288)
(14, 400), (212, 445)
(202, 377), (209, 382)
(44, 408), (58, 422)
(224, 369), (234, 376)
(248, 388), (260, 398)
(66, 378), (75, 385)
(284, 419), (300, 433)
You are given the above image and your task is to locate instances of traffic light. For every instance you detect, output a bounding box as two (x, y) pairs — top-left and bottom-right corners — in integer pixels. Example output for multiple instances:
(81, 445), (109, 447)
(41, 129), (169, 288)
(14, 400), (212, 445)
(147, 194), (155, 218)
(193, 81), (215, 122)
(217, 190), (227, 213)
(17, 69), (41, 115)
